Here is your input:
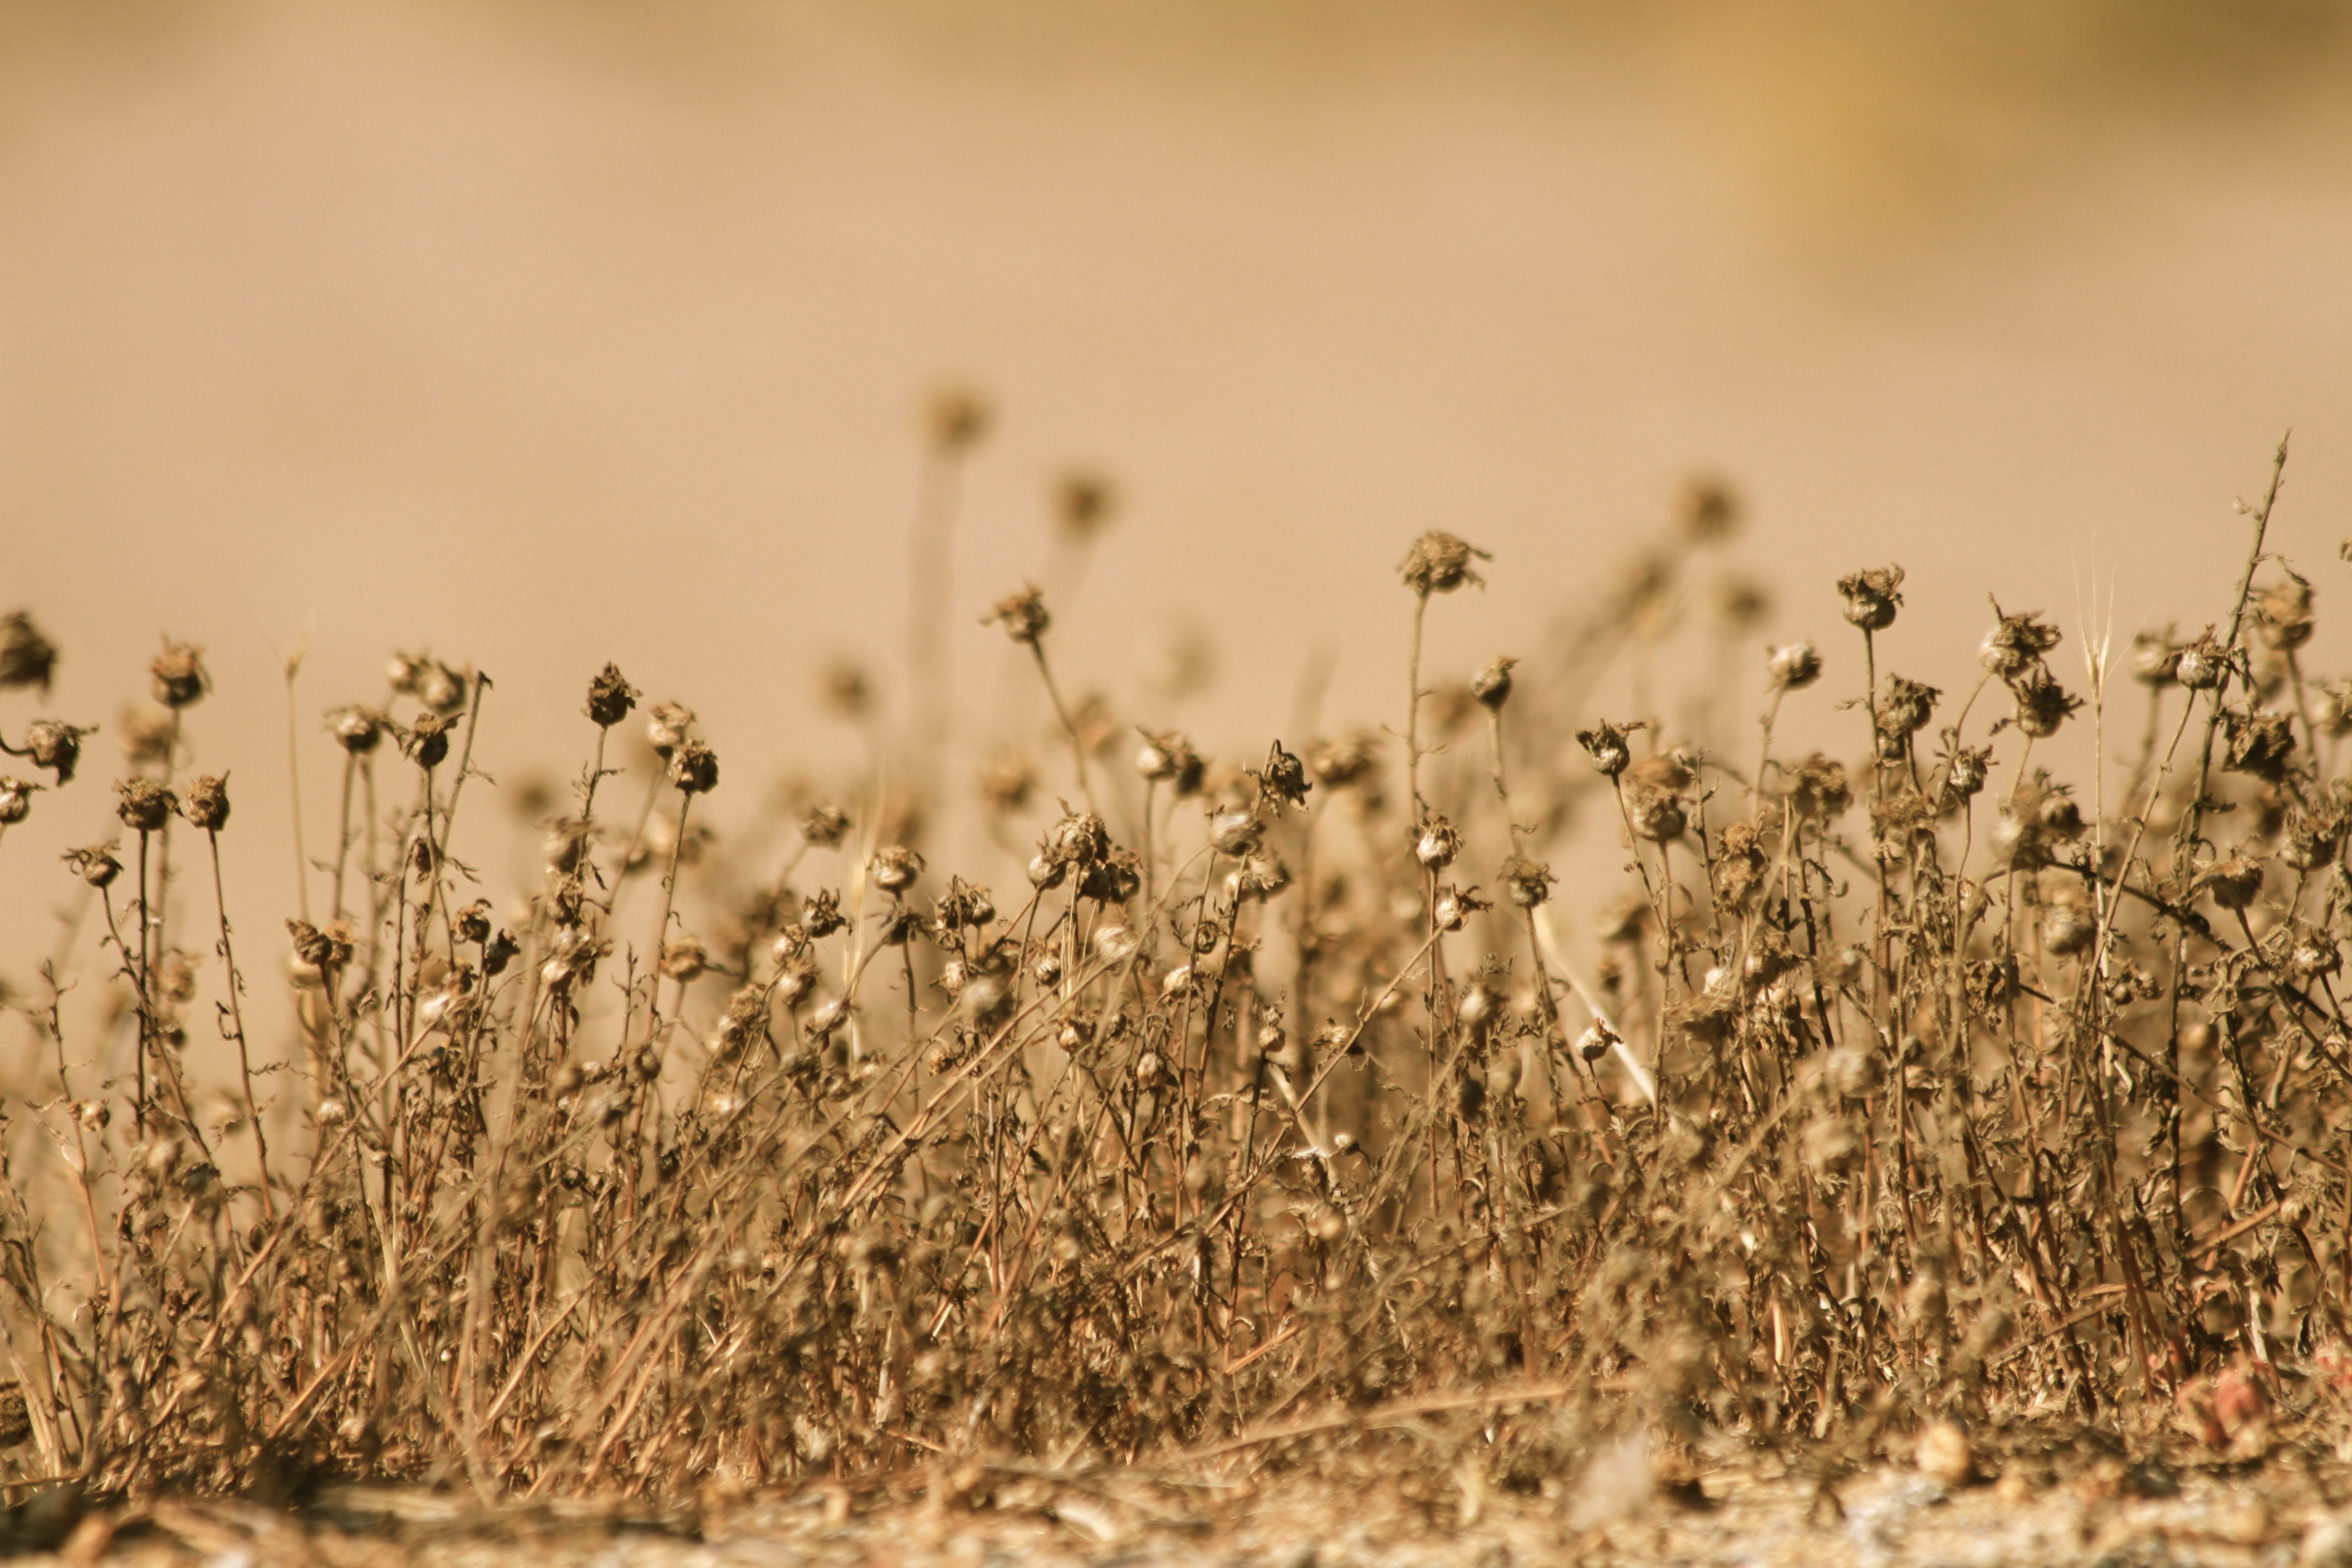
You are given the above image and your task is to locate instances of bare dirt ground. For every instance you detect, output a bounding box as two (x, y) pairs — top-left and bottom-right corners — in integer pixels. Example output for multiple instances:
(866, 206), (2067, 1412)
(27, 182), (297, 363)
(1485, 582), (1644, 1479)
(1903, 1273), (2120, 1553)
(15, 1441), (2352, 1568)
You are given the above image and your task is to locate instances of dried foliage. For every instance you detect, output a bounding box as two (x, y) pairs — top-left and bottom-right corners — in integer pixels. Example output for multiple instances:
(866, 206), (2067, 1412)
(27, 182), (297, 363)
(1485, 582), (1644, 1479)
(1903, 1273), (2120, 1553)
(0, 433), (2348, 1522)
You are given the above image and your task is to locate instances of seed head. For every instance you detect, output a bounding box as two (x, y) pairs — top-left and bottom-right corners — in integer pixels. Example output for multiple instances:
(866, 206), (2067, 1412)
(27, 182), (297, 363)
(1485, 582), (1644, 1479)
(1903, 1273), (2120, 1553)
(1054, 469), (1117, 543)
(1135, 729), (1205, 794)
(800, 802), (851, 848)
(2199, 853), (2264, 912)
(150, 640), (209, 710)
(1767, 641), (1821, 691)
(1943, 745), (1992, 802)
(0, 613), (58, 694)
(585, 663), (639, 728)
(1785, 754), (1852, 820)
(800, 889), (847, 938)
(114, 778), (176, 833)
(2042, 904), (2097, 957)
(984, 586), (1051, 646)
(1092, 924), (1140, 965)
(668, 738), (720, 794)
(1837, 566), (1905, 632)
(2222, 707), (2296, 783)
(1209, 808), (1262, 857)
(183, 773), (230, 831)
(287, 917), (355, 973)
(403, 713), (456, 769)
(1499, 855), (1554, 909)
(1470, 657), (1517, 710)
(0, 777), (39, 826)
(661, 936), (707, 981)
(1227, 851), (1289, 901)
(19, 719), (89, 784)
(1414, 814), (1462, 870)
(1431, 883), (1491, 931)
(1398, 531), (1489, 597)
(1628, 789), (1686, 842)
(1309, 733), (1381, 789)
(976, 750), (1036, 815)
(2258, 573), (2316, 652)
(330, 706), (385, 755)
(1677, 474), (1742, 542)
(2130, 627), (2179, 687)
(1079, 848), (1142, 903)
(2009, 668), (2081, 739)
(63, 843), (121, 888)
(1252, 740), (1312, 810)
(1875, 675), (1940, 738)
(1044, 810), (1112, 868)
(455, 899), (493, 946)
(647, 702), (695, 758)
(924, 384), (992, 454)
(414, 660), (468, 715)
(1979, 602), (2062, 681)
(871, 845), (925, 895)
(2174, 629), (2229, 691)
(1576, 719), (1641, 779)
(936, 878), (996, 929)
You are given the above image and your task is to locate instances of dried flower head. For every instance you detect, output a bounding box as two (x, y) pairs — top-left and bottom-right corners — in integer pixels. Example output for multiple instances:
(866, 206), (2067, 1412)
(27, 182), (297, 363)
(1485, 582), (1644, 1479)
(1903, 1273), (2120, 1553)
(1577, 719), (1641, 779)
(63, 842), (121, 888)
(646, 702), (695, 758)
(114, 777), (176, 833)
(1499, 855), (1554, 908)
(183, 773), (230, 831)
(585, 663), (639, 728)
(150, 640), (209, 710)
(1054, 469), (1117, 543)
(1309, 733), (1380, 789)
(936, 878), (996, 930)
(330, 706), (385, 755)
(2009, 668), (2082, 739)
(1767, 641), (1822, 691)
(0, 776), (38, 826)
(1043, 810), (1112, 868)
(1785, 754), (1852, 820)
(455, 899), (493, 946)
(984, 586), (1051, 646)
(1414, 814), (1463, 869)
(2222, 707), (2297, 783)
(977, 750), (1036, 816)
(286, 917), (356, 973)
(1677, 474), (1742, 542)
(414, 661), (468, 715)
(1979, 603), (2063, 681)
(1431, 883), (1491, 931)
(2258, 573), (2316, 652)
(925, 384), (992, 453)
(1628, 789), (1687, 842)
(1875, 675), (1940, 739)
(2174, 629), (2230, 691)
(2130, 627), (2180, 686)
(0, 612), (58, 694)
(668, 738), (720, 795)
(5, 719), (83, 787)
(1252, 740), (1312, 810)
(403, 713), (456, 770)
(2199, 852), (2264, 912)
(872, 845), (925, 895)
(1837, 566), (1905, 631)
(660, 936), (707, 982)
(1470, 657), (1517, 710)
(1398, 531), (1490, 596)
(1135, 730), (1205, 794)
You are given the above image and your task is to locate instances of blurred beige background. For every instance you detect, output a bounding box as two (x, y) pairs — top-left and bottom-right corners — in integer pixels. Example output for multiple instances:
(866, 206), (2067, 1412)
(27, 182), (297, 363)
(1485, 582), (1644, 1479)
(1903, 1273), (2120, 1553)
(3, 0), (2351, 1045)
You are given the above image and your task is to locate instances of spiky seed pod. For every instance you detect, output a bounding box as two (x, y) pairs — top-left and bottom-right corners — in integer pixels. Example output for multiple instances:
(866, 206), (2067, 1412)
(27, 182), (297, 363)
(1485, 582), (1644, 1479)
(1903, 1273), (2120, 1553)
(115, 778), (176, 833)
(1499, 855), (1554, 909)
(2042, 904), (2097, 957)
(1837, 566), (1904, 631)
(660, 936), (707, 981)
(2258, 574), (2316, 652)
(0, 777), (38, 826)
(2010, 669), (2082, 738)
(0, 613), (58, 693)
(984, 586), (1051, 646)
(1398, 530), (1489, 596)
(1470, 657), (1517, 710)
(1767, 641), (1822, 691)
(1210, 809), (1262, 856)
(331, 706), (385, 755)
(63, 843), (121, 889)
(1576, 720), (1639, 778)
(1135, 729), (1205, 794)
(585, 663), (639, 728)
(1254, 740), (1312, 809)
(1431, 884), (1490, 931)
(1979, 603), (2062, 681)
(2200, 853), (2264, 912)
(21, 720), (88, 784)
(799, 802), (850, 848)
(1414, 815), (1463, 870)
(1876, 675), (1941, 738)
(646, 702), (694, 758)
(415, 661), (468, 715)
(1944, 746), (1992, 802)
(871, 846), (924, 895)
(150, 640), (209, 710)
(1044, 811), (1111, 867)
(667, 739), (719, 795)
(2174, 631), (2229, 691)
(800, 889), (847, 938)
(182, 774), (230, 831)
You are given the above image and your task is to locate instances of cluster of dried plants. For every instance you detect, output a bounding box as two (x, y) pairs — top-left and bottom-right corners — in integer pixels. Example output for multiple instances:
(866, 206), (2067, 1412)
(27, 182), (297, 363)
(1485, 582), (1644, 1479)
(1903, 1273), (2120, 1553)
(0, 426), (2345, 1515)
